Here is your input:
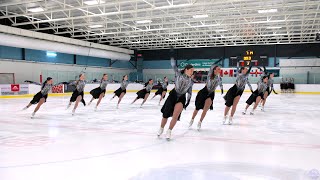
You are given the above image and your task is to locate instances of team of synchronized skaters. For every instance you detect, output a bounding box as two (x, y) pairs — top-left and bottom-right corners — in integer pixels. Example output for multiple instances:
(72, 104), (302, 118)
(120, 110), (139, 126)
(22, 56), (277, 140)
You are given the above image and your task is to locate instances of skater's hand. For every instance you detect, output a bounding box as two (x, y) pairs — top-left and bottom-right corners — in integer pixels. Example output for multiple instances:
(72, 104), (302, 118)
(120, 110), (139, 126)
(184, 102), (190, 110)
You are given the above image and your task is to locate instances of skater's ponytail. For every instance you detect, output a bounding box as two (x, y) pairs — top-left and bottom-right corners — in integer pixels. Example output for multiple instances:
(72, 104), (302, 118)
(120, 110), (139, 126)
(145, 79), (152, 87)
(101, 74), (107, 82)
(180, 64), (194, 74)
(122, 75), (128, 81)
(262, 75), (268, 81)
(76, 74), (84, 86)
(239, 67), (245, 74)
(42, 77), (52, 89)
(164, 76), (168, 85)
(210, 66), (220, 79)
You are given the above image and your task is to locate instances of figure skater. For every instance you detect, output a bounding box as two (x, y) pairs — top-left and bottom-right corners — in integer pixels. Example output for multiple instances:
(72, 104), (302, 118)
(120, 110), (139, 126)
(88, 74), (109, 111)
(258, 67), (278, 111)
(157, 56), (194, 140)
(131, 79), (154, 107)
(111, 75), (129, 108)
(66, 74), (86, 115)
(23, 77), (60, 118)
(152, 77), (169, 105)
(189, 65), (223, 130)
(223, 66), (253, 125)
(242, 76), (268, 115)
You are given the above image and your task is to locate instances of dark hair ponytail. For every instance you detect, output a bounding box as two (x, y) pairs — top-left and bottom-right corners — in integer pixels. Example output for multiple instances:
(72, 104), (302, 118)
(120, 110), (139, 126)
(180, 64), (194, 74)
(239, 67), (245, 73)
(262, 75), (268, 80)
(211, 66), (219, 79)
(122, 75), (127, 81)
(42, 77), (52, 89)
(145, 79), (152, 87)
(101, 73), (107, 82)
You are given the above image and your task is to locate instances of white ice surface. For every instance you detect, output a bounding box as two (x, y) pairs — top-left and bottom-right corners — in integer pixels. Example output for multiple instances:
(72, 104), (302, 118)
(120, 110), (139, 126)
(0, 92), (320, 180)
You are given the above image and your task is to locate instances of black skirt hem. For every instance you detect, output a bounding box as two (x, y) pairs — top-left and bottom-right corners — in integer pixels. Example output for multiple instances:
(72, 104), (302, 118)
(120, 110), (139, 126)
(90, 87), (106, 99)
(161, 89), (186, 119)
(30, 92), (48, 104)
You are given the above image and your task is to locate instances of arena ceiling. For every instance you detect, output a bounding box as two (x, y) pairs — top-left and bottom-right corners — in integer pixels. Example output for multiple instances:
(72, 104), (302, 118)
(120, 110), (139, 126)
(0, 0), (319, 50)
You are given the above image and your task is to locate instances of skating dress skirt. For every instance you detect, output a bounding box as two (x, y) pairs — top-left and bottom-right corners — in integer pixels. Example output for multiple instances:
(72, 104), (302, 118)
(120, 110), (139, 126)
(195, 87), (215, 110)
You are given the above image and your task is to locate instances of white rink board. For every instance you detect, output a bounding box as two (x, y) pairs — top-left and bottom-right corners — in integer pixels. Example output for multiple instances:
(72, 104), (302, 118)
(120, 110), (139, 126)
(0, 93), (320, 180)
(1, 83), (320, 96)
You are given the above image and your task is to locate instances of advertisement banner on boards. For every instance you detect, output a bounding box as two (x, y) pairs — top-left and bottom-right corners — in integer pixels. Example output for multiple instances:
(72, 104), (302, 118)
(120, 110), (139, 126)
(0, 84), (29, 95)
(178, 60), (218, 69)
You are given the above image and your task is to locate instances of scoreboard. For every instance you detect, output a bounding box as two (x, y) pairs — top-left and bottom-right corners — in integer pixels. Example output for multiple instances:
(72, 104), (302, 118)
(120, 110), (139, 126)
(229, 50), (269, 67)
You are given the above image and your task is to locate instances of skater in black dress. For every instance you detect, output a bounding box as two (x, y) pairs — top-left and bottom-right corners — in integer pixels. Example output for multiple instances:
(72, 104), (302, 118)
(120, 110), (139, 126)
(258, 67), (278, 111)
(66, 74), (86, 115)
(131, 79), (154, 107)
(242, 76), (268, 115)
(23, 77), (59, 118)
(223, 66), (253, 125)
(151, 77), (169, 105)
(157, 57), (194, 140)
(189, 64), (223, 130)
(111, 75), (129, 108)
(88, 74), (109, 111)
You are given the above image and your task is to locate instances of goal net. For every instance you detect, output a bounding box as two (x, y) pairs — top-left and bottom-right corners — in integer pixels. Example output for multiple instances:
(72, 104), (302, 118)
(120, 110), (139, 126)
(0, 73), (15, 84)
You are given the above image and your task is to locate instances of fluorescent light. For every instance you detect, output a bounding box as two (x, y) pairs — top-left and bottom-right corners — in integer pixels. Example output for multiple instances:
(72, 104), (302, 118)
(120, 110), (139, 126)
(215, 29), (228, 32)
(169, 32), (181, 35)
(266, 26), (282, 29)
(250, 20), (285, 24)
(191, 24), (220, 28)
(258, 9), (278, 14)
(89, 24), (103, 28)
(193, 14), (208, 19)
(46, 52), (57, 57)
(136, 20), (152, 24)
(154, 3), (192, 10)
(84, 0), (105, 5)
(28, 7), (44, 12)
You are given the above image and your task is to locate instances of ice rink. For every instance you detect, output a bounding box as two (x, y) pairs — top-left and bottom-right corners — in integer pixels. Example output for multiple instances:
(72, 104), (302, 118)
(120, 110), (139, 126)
(0, 92), (320, 180)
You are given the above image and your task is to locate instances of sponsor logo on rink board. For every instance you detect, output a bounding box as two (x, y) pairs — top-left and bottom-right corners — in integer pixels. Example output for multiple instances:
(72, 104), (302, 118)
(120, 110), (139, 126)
(0, 84), (28, 95)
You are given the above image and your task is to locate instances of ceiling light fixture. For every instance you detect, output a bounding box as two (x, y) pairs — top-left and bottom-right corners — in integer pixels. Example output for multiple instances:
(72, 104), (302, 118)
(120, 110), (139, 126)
(267, 26), (282, 29)
(191, 24), (220, 28)
(215, 29), (228, 32)
(28, 7), (44, 12)
(258, 9), (278, 14)
(89, 24), (103, 28)
(169, 32), (181, 35)
(84, 0), (105, 5)
(154, 3), (192, 10)
(192, 14), (209, 19)
(136, 20), (152, 24)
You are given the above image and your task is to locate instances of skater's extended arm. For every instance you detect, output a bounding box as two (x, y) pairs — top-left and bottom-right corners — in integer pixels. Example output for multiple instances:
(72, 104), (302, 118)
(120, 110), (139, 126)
(25, 80), (41, 85)
(69, 81), (77, 86)
(247, 79), (253, 92)
(246, 65), (252, 75)
(185, 86), (192, 109)
(219, 76), (224, 94)
(208, 64), (215, 79)
(171, 57), (179, 76)
(272, 88), (278, 94)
